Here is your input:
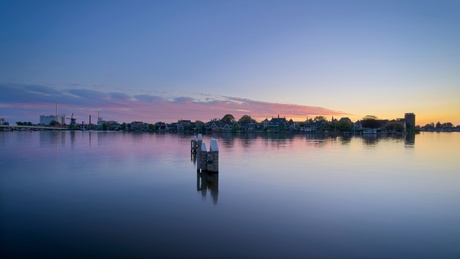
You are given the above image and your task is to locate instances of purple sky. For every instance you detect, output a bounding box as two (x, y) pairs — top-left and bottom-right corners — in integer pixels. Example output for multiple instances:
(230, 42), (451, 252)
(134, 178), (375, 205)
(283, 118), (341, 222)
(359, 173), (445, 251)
(0, 83), (346, 123)
(1, 0), (459, 125)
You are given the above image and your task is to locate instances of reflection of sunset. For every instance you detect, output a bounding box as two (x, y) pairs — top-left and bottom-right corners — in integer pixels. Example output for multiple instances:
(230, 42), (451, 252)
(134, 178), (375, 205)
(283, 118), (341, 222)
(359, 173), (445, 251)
(2, 131), (460, 258)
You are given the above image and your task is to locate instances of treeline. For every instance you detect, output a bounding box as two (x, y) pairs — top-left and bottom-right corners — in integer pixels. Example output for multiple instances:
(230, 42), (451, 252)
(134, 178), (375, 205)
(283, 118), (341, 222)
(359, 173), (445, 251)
(421, 121), (458, 131)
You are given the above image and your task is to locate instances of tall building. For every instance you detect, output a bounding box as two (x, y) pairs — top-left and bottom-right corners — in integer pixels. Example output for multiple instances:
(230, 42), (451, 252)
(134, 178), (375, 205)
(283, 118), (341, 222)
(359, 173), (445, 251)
(405, 113), (416, 128)
(0, 117), (5, 125)
(40, 114), (65, 125)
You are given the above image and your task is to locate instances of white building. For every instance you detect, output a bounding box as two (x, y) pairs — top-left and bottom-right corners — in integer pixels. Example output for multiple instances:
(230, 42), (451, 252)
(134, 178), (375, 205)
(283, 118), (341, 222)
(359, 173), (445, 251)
(40, 114), (65, 125)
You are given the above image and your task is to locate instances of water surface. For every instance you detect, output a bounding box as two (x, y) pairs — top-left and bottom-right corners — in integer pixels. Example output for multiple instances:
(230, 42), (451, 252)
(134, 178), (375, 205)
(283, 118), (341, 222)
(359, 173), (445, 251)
(1, 131), (459, 258)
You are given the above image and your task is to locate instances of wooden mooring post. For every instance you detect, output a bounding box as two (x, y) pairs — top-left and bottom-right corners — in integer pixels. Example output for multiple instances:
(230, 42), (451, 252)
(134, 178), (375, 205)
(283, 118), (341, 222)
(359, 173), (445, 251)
(191, 134), (202, 153)
(195, 137), (219, 173)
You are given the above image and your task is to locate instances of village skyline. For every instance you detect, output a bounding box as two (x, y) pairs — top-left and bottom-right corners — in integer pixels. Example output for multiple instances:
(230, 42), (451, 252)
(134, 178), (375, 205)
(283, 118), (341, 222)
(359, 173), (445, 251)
(3, 110), (459, 133)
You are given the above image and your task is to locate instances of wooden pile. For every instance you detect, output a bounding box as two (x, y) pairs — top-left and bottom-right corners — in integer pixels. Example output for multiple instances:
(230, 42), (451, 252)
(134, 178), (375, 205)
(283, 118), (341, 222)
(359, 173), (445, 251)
(190, 134), (202, 153)
(196, 138), (219, 173)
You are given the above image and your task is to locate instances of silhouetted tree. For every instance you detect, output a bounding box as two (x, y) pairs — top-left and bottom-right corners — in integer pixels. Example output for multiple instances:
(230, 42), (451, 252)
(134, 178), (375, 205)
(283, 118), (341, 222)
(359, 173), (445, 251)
(337, 121), (352, 132)
(232, 124), (241, 133)
(443, 122), (453, 128)
(221, 114), (235, 124)
(238, 115), (255, 124)
(314, 116), (327, 122)
(362, 115), (380, 129)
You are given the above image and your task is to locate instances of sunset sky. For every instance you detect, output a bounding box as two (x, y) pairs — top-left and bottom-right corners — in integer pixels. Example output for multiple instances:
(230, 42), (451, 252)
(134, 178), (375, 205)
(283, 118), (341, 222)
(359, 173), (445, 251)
(1, 0), (459, 126)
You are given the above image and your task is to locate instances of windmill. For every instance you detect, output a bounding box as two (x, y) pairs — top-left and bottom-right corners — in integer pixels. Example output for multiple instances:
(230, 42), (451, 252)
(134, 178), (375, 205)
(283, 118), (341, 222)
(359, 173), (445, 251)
(66, 113), (76, 129)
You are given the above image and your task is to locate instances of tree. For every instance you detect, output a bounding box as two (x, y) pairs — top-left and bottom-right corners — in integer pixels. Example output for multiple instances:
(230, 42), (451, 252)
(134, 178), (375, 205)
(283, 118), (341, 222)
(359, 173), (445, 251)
(232, 124), (241, 133)
(221, 114), (235, 124)
(443, 122), (453, 128)
(238, 115), (255, 124)
(394, 124), (404, 132)
(337, 121), (352, 132)
(385, 124), (404, 132)
(195, 120), (205, 132)
(363, 115), (378, 121)
(362, 115), (380, 129)
(314, 116), (327, 122)
(49, 120), (60, 126)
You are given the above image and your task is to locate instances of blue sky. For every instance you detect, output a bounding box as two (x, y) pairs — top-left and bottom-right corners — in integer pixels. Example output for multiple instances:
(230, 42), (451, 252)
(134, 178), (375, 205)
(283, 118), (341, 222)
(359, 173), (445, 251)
(1, 0), (459, 125)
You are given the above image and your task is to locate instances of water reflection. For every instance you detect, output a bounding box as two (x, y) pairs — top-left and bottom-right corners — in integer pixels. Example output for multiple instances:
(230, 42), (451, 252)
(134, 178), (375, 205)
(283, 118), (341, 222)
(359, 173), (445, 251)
(39, 131), (66, 148)
(191, 152), (197, 165)
(362, 134), (379, 146)
(70, 130), (76, 149)
(305, 134), (328, 147)
(202, 132), (417, 149)
(262, 133), (295, 140)
(405, 133), (415, 147)
(360, 134), (415, 147)
(196, 172), (219, 205)
(340, 135), (352, 144)
(3, 131), (459, 259)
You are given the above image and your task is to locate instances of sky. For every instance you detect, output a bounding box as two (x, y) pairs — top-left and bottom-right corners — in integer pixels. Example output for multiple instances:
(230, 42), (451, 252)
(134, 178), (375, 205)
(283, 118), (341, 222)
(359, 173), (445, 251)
(1, 0), (459, 126)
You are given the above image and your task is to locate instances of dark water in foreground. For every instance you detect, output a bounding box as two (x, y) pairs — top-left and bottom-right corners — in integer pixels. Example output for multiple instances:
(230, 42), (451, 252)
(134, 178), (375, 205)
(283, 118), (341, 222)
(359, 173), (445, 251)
(1, 131), (459, 258)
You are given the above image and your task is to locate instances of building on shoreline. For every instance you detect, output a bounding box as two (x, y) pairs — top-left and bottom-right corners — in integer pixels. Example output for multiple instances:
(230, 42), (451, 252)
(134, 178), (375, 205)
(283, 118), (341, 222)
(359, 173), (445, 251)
(40, 114), (65, 125)
(405, 113), (415, 129)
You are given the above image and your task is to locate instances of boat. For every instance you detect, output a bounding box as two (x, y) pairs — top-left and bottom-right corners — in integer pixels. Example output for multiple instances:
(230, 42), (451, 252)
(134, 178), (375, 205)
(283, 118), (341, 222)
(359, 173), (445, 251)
(362, 128), (377, 134)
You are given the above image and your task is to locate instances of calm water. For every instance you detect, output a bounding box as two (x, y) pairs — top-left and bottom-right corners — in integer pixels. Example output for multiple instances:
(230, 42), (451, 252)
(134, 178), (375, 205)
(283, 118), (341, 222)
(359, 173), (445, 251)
(1, 131), (459, 258)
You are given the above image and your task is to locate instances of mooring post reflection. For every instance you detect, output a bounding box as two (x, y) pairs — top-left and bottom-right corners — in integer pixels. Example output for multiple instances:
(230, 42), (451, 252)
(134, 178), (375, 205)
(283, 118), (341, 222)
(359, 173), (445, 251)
(191, 152), (196, 165)
(197, 172), (219, 204)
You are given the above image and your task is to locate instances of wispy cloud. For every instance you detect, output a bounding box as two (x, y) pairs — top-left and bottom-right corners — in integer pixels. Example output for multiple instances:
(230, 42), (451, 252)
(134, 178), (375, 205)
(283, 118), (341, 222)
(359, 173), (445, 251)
(0, 83), (348, 123)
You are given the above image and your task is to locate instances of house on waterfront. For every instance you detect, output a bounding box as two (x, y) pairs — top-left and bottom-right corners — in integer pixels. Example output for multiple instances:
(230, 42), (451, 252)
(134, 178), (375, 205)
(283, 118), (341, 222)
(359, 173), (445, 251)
(206, 121), (224, 132)
(305, 121), (327, 132)
(155, 122), (168, 132)
(353, 121), (362, 132)
(287, 119), (299, 132)
(222, 123), (233, 132)
(268, 115), (288, 131)
(178, 120), (191, 127)
(195, 121), (205, 132)
(384, 119), (406, 133)
(177, 120), (192, 131)
(261, 118), (270, 129)
(129, 121), (148, 131)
